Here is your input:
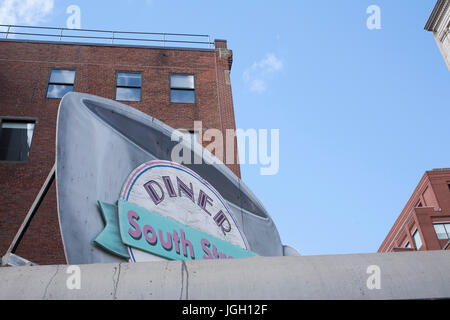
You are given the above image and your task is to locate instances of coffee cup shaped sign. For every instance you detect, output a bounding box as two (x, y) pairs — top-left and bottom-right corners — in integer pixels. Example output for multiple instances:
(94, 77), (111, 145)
(94, 160), (255, 262)
(57, 93), (285, 265)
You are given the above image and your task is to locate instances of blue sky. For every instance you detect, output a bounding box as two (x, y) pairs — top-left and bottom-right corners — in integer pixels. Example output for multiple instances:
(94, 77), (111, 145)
(1, 0), (448, 256)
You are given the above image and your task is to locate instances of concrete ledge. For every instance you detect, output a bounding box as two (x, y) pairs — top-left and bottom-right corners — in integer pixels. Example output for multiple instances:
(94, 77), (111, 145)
(1, 251), (449, 300)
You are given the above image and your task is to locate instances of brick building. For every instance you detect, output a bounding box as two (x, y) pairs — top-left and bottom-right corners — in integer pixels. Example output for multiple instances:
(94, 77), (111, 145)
(0, 28), (240, 265)
(379, 169), (450, 252)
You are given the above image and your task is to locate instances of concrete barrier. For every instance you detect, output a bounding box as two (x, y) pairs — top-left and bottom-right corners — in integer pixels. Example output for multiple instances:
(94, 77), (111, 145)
(0, 250), (449, 299)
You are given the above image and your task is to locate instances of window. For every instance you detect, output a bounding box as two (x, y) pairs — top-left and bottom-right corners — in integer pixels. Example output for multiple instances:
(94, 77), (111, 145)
(47, 69), (76, 98)
(412, 229), (423, 249)
(0, 119), (35, 162)
(433, 223), (450, 240)
(405, 242), (411, 248)
(116, 72), (142, 102)
(170, 74), (195, 103)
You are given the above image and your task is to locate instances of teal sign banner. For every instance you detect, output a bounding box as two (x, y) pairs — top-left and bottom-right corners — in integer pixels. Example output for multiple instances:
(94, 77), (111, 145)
(95, 201), (129, 259)
(95, 200), (257, 261)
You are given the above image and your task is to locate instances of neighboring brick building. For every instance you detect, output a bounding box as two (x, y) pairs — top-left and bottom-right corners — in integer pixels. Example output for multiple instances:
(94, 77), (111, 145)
(0, 29), (240, 265)
(379, 169), (450, 253)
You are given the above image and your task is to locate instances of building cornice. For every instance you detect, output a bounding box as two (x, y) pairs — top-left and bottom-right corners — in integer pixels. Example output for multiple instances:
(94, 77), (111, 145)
(425, 0), (450, 31)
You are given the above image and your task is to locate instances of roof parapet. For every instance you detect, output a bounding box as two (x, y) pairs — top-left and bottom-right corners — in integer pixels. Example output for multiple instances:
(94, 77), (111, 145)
(0, 24), (214, 49)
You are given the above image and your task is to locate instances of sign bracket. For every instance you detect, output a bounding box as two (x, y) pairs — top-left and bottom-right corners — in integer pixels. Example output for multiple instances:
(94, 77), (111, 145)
(1, 163), (56, 266)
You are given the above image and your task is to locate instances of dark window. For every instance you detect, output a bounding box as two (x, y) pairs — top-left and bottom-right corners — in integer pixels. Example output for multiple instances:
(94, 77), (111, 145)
(412, 229), (422, 249)
(170, 74), (195, 103)
(433, 223), (450, 240)
(0, 119), (36, 162)
(116, 72), (142, 102)
(47, 69), (76, 98)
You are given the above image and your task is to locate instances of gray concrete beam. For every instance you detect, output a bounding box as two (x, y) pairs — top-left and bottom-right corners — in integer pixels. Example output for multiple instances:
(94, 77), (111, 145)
(0, 251), (449, 300)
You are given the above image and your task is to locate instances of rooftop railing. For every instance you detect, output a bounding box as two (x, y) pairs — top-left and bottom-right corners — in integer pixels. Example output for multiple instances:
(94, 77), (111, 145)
(0, 25), (214, 49)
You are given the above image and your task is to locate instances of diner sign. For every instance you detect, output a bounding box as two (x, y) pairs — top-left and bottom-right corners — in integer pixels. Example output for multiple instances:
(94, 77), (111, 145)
(94, 160), (255, 262)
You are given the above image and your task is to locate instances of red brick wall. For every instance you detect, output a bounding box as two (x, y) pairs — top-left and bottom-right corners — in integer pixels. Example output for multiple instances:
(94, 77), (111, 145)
(379, 170), (450, 252)
(0, 39), (240, 265)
